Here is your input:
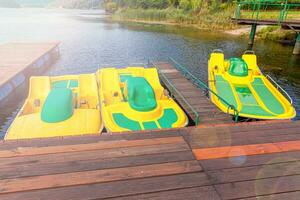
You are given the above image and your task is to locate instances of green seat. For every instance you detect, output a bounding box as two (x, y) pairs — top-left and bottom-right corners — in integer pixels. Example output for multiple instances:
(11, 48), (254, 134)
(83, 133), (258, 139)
(41, 88), (74, 123)
(113, 113), (141, 131)
(126, 77), (157, 112)
(229, 58), (248, 77)
(158, 109), (178, 129)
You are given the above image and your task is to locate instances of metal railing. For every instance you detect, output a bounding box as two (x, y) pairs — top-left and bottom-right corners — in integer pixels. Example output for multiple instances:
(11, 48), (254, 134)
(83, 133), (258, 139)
(168, 57), (239, 122)
(266, 74), (293, 105)
(160, 71), (200, 125)
(148, 61), (200, 125)
(234, 1), (300, 23)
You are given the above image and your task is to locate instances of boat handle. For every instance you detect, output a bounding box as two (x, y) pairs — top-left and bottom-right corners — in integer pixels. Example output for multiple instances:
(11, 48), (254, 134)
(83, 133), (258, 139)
(212, 49), (223, 53)
(244, 50), (255, 55)
(266, 74), (293, 105)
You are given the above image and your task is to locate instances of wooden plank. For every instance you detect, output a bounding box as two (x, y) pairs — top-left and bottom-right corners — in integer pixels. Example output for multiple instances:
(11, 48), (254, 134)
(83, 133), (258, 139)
(199, 121), (298, 133)
(207, 161), (300, 184)
(184, 121), (298, 137)
(183, 97), (210, 104)
(0, 151), (195, 179)
(0, 172), (210, 200)
(167, 76), (191, 83)
(173, 96), (209, 105)
(159, 69), (178, 73)
(155, 63), (174, 70)
(174, 98), (207, 108)
(184, 124), (300, 148)
(169, 80), (193, 87)
(180, 91), (206, 98)
(233, 18), (300, 26)
(193, 140), (300, 160)
(170, 83), (197, 91)
(0, 129), (182, 150)
(174, 80), (200, 89)
(199, 150), (300, 170)
(109, 186), (221, 200)
(192, 121), (296, 138)
(0, 161), (201, 194)
(0, 42), (59, 87)
(198, 121), (298, 133)
(172, 87), (201, 94)
(187, 131), (300, 149)
(188, 103), (217, 110)
(161, 72), (184, 79)
(215, 174), (300, 199)
(199, 116), (234, 124)
(0, 136), (184, 158)
(243, 191), (300, 200)
(197, 110), (232, 118)
(0, 143), (190, 169)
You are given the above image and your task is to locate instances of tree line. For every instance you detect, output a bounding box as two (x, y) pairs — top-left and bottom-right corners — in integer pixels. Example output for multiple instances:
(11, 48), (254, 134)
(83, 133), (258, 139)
(104, 0), (234, 13)
(104, 0), (300, 13)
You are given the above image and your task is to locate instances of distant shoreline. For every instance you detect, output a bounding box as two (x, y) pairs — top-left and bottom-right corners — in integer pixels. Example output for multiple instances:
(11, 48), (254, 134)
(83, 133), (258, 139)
(109, 16), (255, 38)
(109, 15), (296, 44)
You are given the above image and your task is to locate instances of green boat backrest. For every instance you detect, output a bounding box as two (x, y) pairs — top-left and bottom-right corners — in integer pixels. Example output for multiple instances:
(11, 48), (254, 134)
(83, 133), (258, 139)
(229, 58), (248, 77)
(52, 80), (78, 89)
(127, 77), (157, 112)
(41, 88), (74, 123)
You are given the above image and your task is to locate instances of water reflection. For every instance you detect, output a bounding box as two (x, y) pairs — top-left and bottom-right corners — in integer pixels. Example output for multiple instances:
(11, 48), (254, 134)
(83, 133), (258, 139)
(0, 8), (299, 137)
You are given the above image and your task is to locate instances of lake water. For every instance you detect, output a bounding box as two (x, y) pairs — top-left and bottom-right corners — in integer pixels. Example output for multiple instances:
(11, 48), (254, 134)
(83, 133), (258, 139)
(0, 8), (299, 137)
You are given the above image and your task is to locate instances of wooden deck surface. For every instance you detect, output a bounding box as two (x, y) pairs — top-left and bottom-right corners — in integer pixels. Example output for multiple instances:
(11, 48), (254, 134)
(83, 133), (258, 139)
(0, 120), (300, 199)
(0, 42), (59, 89)
(154, 62), (234, 125)
(1, 44), (299, 199)
(231, 18), (300, 29)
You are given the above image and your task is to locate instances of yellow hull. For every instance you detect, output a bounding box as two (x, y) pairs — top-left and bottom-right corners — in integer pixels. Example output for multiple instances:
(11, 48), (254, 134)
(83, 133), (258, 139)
(208, 51), (296, 120)
(5, 74), (103, 140)
(97, 67), (188, 132)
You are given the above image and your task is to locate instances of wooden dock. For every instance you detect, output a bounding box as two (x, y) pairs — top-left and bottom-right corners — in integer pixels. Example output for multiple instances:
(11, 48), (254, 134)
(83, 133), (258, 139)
(231, 18), (300, 30)
(0, 49), (299, 199)
(0, 42), (60, 102)
(154, 62), (234, 125)
(0, 120), (300, 199)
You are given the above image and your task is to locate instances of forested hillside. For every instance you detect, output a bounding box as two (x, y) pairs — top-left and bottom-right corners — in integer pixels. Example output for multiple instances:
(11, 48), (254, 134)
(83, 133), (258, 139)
(49, 0), (102, 9)
(104, 0), (237, 29)
(16, 0), (52, 7)
(0, 0), (20, 8)
(105, 0), (300, 11)
(104, 0), (233, 13)
(104, 0), (299, 41)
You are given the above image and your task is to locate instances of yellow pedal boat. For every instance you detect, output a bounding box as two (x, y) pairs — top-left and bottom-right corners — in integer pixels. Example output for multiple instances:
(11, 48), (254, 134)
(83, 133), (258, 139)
(97, 67), (188, 132)
(208, 50), (296, 120)
(5, 74), (103, 140)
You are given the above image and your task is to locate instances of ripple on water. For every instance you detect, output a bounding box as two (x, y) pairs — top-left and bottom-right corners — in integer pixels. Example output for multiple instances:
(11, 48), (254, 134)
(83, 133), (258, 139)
(0, 8), (299, 137)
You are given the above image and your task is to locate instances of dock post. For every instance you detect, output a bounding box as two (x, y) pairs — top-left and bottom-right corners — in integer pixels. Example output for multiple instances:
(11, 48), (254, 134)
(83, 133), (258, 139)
(248, 24), (257, 50)
(292, 33), (300, 55)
